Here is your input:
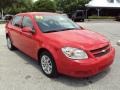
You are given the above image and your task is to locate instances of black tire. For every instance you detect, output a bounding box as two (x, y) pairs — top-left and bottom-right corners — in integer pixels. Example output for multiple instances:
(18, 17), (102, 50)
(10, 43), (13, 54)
(6, 36), (15, 50)
(39, 51), (58, 78)
(81, 19), (84, 22)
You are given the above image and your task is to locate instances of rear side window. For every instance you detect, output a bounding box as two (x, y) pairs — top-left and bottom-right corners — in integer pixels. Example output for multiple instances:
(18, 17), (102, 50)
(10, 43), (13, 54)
(11, 15), (23, 26)
(22, 16), (33, 28)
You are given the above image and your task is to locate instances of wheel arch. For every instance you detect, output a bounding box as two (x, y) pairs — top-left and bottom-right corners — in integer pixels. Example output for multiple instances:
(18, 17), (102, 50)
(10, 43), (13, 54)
(37, 48), (51, 60)
(37, 47), (60, 71)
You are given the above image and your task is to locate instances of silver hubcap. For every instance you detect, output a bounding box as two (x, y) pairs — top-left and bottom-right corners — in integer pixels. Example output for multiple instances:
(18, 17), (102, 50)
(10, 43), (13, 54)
(41, 55), (52, 74)
(7, 38), (12, 49)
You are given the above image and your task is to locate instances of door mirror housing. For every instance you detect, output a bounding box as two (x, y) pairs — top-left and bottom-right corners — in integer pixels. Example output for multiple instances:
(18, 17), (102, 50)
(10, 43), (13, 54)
(22, 27), (35, 34)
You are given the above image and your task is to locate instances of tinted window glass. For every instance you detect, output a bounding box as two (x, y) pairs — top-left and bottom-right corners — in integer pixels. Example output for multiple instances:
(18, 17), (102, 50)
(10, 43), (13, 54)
(12, 15), (22, 26)
(22, 16), (33, 28)
(35, 15), (80, 33)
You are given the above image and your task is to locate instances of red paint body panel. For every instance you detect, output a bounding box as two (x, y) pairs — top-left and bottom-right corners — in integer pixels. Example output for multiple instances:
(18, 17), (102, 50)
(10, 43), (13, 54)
(5, 12), (115, 78)
(55, 47), (115, 77)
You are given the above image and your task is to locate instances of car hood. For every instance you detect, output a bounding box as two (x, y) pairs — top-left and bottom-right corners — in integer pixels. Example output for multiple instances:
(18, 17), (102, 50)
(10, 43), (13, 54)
(44, 30), (109, 50)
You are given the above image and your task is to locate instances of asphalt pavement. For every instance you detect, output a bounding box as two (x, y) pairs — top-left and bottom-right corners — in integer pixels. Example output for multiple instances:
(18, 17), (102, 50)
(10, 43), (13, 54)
(0, 22), (120, 90)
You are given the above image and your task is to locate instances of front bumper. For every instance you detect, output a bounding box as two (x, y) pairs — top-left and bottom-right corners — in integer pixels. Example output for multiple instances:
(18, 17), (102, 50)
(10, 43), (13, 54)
(57, 47), (115, 78)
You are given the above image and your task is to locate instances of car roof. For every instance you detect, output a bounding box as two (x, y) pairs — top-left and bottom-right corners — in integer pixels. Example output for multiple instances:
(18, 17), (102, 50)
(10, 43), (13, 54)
(16, 12), (59, 16)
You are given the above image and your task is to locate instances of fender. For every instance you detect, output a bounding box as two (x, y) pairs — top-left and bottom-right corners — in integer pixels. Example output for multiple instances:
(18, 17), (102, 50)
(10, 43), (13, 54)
(37, 42), (62, 72)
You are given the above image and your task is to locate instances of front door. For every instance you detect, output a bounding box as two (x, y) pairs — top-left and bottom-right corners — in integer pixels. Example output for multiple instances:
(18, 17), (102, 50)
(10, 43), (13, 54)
(20, 16), (38, 59)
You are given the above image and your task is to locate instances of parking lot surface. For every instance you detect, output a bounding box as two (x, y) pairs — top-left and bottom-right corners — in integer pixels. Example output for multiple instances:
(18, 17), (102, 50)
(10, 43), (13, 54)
(0, 22), (120, 90)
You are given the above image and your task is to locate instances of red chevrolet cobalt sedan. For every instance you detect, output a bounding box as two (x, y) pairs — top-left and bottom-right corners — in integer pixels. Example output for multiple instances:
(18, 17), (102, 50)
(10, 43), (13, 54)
(5, 12), (115, 78)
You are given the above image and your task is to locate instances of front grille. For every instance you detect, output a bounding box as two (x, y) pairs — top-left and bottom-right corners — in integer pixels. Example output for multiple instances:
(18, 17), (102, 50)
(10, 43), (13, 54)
(90, 44), (110, 57)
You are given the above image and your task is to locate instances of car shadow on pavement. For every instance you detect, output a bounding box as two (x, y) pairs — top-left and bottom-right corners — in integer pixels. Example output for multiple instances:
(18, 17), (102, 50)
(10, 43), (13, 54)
(53, 68), (111, 87)
(13, 50), (42, 72)
(13, 50), (111, 87)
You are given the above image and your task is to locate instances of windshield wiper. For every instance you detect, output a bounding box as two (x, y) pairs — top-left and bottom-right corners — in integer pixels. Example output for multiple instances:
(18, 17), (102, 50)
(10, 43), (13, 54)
(44, 28), (78, 33)
(44, 30), (59, 33)
(58, 28), (78, 31)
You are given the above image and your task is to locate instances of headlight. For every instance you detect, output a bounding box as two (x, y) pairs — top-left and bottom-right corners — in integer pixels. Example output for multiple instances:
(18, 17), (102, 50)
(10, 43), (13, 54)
(61, 47), (88, 60)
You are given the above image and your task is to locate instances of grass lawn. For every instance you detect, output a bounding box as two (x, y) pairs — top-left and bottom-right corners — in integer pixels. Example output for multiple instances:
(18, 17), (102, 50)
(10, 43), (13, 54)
(88, 16), (115, 19)
(0, 21), (6, 24)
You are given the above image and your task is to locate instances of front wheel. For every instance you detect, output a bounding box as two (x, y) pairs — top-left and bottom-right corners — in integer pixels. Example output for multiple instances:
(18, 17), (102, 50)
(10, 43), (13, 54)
(39, 51), (58, 78)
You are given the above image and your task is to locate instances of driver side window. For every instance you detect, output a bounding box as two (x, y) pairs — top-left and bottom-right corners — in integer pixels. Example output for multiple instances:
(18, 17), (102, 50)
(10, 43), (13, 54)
(22, 16), (33, 29)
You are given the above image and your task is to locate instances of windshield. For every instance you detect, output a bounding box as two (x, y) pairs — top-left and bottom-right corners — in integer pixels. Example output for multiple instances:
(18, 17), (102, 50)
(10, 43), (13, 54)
(35, 15), (81, 33)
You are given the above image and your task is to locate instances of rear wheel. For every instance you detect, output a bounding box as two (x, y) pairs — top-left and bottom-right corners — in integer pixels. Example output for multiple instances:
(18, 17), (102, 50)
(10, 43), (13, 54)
(39, 51), (58, 78)
(6, 36), (15, 50)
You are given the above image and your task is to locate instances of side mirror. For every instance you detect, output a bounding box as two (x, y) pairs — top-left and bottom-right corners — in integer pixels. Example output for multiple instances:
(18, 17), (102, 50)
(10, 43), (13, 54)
(22, 27), (35, 34)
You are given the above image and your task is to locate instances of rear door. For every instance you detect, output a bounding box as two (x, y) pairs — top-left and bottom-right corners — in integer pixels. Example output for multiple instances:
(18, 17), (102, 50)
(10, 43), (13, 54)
(8, 15), (23, 48)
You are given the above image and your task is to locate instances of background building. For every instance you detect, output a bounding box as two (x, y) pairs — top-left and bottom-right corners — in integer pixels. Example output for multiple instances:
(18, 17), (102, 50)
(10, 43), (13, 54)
(86, 0), (120, 16)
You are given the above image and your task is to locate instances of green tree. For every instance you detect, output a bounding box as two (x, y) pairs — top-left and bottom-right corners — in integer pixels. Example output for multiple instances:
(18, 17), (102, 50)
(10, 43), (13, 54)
(33, 0), (57, 12)
(56, 0), (91, 13)
(3, 0), (33, 14)
(0, 0), (17, 16)
(1, 0), (91, 15)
